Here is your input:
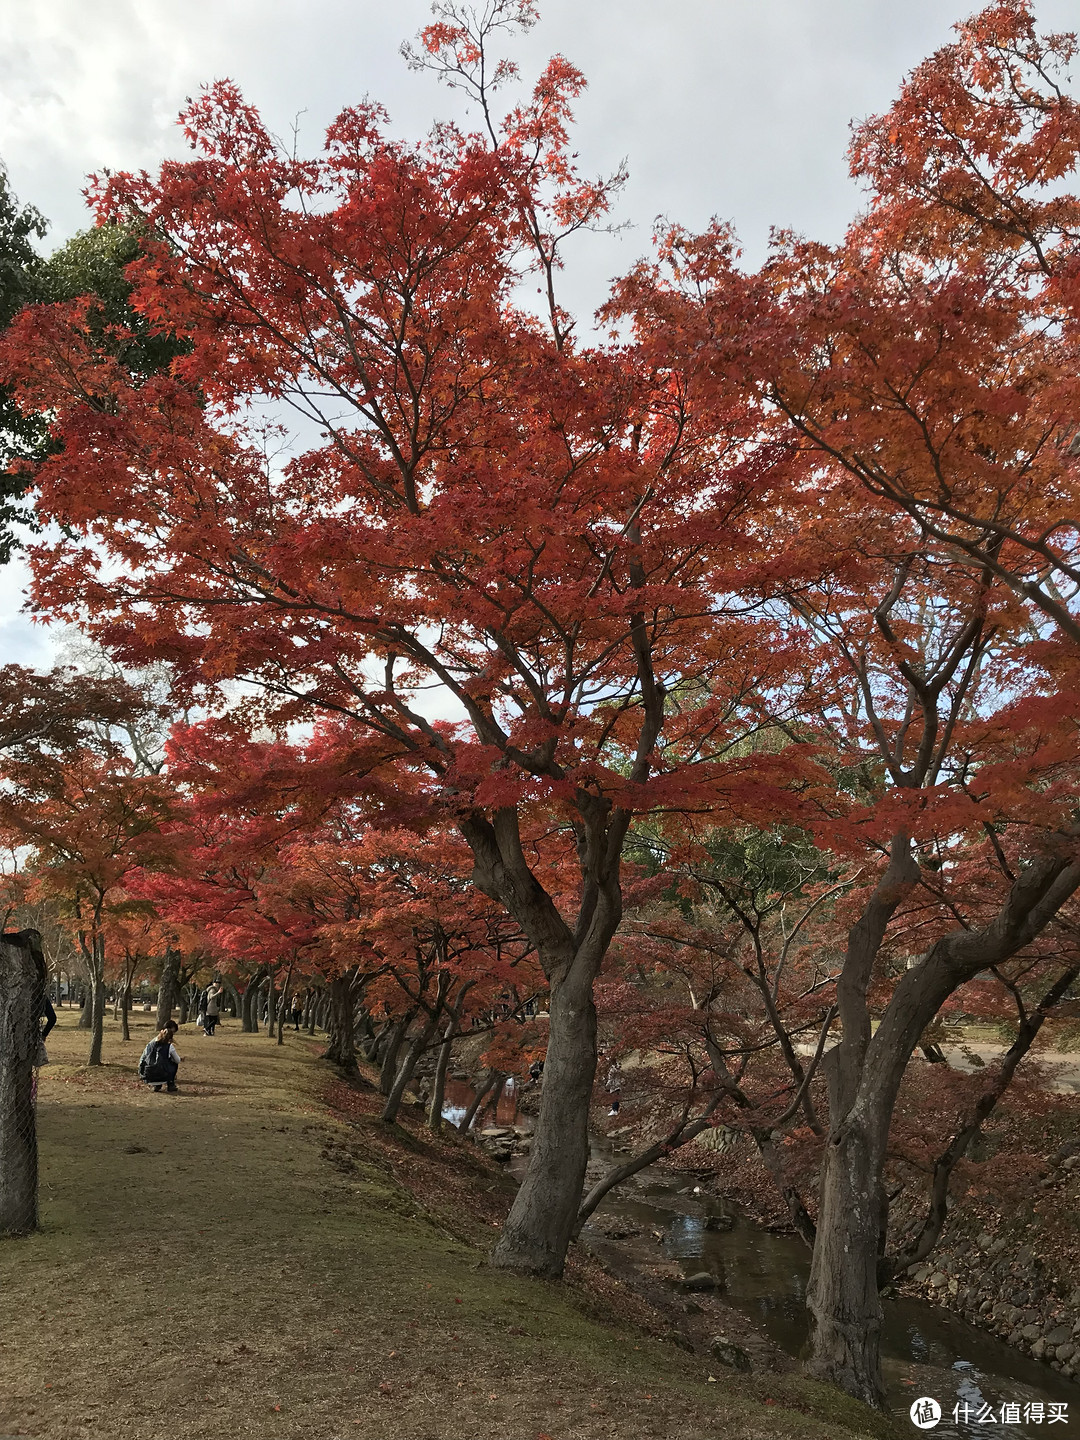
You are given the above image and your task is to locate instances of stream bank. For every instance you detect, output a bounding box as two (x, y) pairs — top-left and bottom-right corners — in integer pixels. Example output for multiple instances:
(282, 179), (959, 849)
(579, 1159), (1080, 1440)
(438, 1074), (1080, 1438)
(897, 1222), (1080, 1376)
(891, 1046), (1080, 1377)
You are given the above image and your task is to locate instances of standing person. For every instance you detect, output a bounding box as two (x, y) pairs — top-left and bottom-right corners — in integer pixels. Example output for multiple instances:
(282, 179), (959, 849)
(605, 1058), (622, 1117)
(204, 983), (222, 1037)
(138, 1022), (181, 1093)
(36, 992), (57, 1067)
(289, 993), (303, 1031)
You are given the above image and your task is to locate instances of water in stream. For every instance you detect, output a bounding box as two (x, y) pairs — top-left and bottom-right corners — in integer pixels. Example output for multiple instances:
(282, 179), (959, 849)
(442, 1081), (1080, 1437)
(441, 1076), (522, 1129)
(598, 1185), (1080, 1439)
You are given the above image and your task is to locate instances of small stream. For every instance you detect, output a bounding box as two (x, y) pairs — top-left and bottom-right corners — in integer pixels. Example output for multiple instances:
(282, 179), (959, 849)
(591, 1180), (1080, 1439)
(441, 1080), (1080, 1437)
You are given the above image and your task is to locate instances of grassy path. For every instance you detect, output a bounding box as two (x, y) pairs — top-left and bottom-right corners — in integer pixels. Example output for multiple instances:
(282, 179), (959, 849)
(0, 1011), (890, 1440)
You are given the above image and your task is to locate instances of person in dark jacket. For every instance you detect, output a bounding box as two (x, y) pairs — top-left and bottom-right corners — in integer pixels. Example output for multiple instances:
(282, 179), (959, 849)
(138, 1022), (181, 1093)
(40, 994), (57, 1039)
(36, 993), (57, 1067)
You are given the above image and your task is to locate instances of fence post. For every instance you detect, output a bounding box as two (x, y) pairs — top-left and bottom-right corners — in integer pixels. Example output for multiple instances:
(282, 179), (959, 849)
(0, 928), (45, 1237)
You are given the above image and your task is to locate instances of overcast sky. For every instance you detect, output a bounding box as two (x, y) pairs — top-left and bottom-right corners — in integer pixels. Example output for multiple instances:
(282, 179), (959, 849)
(1, 0), (1077, 669)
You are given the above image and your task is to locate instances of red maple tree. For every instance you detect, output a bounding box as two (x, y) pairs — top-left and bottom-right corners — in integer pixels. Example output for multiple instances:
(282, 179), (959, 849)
(0, 2), (808, 1275)
(608, 0), (1080, 1402)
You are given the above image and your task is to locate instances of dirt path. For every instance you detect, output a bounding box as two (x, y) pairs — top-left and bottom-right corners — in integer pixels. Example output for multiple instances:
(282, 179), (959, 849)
(0, 1012), (891, 1440)
(940, 1043), (1080, 1092)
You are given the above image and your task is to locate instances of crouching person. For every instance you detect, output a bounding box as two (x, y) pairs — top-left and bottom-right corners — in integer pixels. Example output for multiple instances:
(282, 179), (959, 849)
(138, 1022), (181, 1093)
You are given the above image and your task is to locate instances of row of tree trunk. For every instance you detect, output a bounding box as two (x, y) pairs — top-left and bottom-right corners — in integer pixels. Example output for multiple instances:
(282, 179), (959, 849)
(320, 966), (485, 1129)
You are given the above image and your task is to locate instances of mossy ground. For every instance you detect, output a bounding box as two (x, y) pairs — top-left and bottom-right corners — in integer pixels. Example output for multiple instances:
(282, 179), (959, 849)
(0, 1011), (892, 1440)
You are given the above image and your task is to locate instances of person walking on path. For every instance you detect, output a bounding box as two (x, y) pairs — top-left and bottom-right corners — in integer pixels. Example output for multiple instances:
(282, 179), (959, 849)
(203, 983), (222, 1037)
(138, 1021), (181, 1092)
(289, 993), (303, 1031)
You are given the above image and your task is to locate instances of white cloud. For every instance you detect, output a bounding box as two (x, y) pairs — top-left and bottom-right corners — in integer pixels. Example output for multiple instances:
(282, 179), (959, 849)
(0, 555), (61, 666)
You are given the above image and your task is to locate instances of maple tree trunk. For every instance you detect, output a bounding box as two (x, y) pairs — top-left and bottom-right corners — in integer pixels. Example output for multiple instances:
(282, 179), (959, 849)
(78, 988), (92, 1029)
(0, 930), (44, 1236)
(377, 1014), (414, 1095)
(266, 973), (277, 1038)
(460, 801), (627, 1277)
(802, 834), (916, 1403)
(120, 982), (131, 1042)
(241, 970), (266, 1033)
(382, 982), (448, 1124)
(427, 1025), (455, 1131)
(325, 971), (357, 1071)
(276, 964), (292, 1047)
(156, 947), (181, 1028)
(459, 1071), (501, 1133)
(428, 985), (469, 1131)
(85, 930), (107, 1068)
(88, 972), (105, 1067)
(492, 956), (597, 1278)
(807, 1118), (887, 1406)
(380, 1030), (430, 1123)
(806, 839), (1080, 1405)
(809, 966), (1071, 1407)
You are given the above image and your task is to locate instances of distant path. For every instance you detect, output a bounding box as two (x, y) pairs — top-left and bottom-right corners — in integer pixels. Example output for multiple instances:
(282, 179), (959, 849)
(939, 1044), (1080, 1093)
(792, 1035), (1080, 1094)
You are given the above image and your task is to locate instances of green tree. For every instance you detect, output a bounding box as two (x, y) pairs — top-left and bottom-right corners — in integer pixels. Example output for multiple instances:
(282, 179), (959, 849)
(0, 166), (48, 556)
(0, 168), (187, 561)
(44, 224), (185, 382)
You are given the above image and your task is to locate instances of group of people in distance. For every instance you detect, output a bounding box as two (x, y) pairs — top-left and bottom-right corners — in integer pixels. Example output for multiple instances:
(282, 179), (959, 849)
(135, 982), (308, 1094)
(132, 985), (618, 1121)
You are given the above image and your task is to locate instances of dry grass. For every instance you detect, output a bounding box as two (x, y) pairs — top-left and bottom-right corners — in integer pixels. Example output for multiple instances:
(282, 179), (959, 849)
(0, 1011), (891, 1440)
